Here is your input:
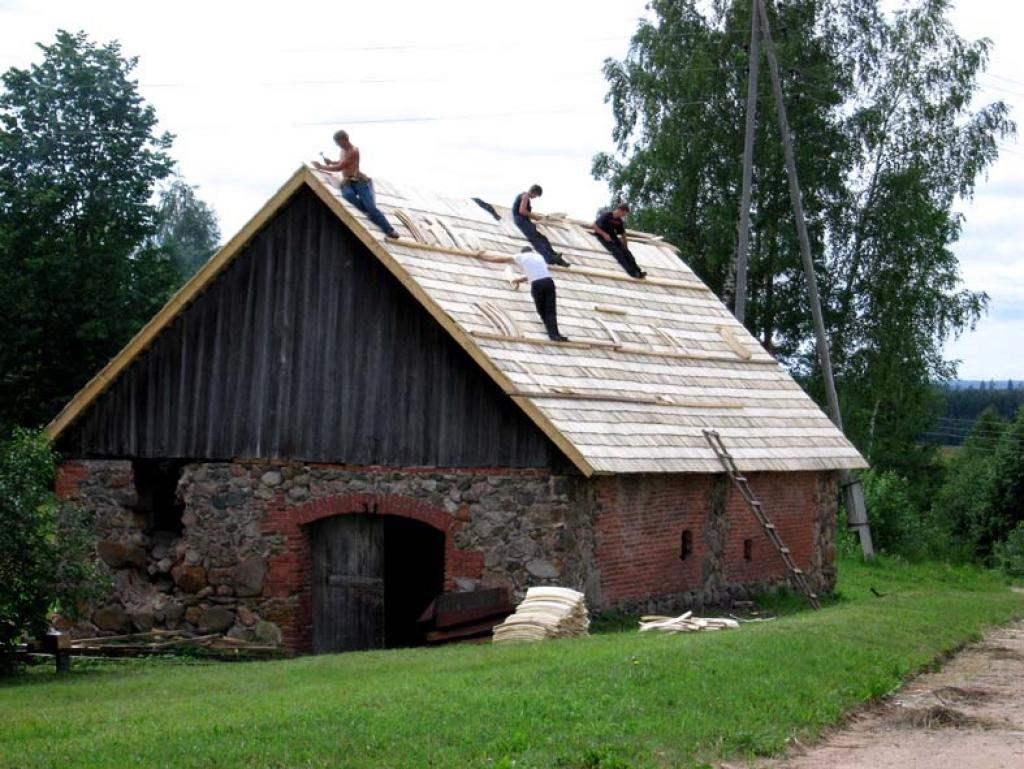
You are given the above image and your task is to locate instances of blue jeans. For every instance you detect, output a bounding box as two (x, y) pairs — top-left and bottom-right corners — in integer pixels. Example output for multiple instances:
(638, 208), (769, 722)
(341, 179), (396, 235)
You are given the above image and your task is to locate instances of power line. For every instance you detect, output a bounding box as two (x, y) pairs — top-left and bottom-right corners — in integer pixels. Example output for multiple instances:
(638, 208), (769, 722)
(925, 424), (1024, 438)
(0, 35), (638, 64)
(935, 417), (1019, 428)
(936, 415), (1020, 424)
(977, 79), (1024, 99)
(932, 425), (1022, 439)
(275, 35), (635, 55)
(923, 427), (1024, 440)
(4, 93), (779, 136)
(937, 414), (1023, 423)
(986, 71), (1024, 89)
(920, 434), (1024, 450)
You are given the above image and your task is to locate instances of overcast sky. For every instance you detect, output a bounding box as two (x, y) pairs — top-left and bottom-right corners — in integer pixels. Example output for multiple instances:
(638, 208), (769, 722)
(2, 0), (1020, 379)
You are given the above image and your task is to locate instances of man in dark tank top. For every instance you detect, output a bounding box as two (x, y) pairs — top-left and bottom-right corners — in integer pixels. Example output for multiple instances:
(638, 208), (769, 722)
(512, 184), (570, 267)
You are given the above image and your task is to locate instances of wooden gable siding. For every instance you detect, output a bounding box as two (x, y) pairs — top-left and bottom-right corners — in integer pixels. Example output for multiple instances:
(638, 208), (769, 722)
(58, 187), (560, 468)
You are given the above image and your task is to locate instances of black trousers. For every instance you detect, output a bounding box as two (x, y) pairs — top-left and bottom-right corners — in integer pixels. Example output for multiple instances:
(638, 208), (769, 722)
(595, 234), (642, 277)
(515, 216), (559, 264)
(530, 278), (561, 339)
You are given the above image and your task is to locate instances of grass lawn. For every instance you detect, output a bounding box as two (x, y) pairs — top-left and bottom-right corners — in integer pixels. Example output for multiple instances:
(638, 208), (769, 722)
(2, 557), (1022, 769)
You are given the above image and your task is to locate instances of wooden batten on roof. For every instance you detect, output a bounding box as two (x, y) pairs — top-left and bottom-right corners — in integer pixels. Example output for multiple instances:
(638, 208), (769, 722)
(47, 164), (868, 476)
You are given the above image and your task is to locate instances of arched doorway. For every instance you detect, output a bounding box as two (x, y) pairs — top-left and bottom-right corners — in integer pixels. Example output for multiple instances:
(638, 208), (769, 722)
(309, 514), (445, 653)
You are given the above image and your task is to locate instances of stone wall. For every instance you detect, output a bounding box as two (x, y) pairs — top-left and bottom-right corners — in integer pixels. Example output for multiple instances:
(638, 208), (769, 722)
(56, 460), (837, 652)
(56, 460), (593, 652)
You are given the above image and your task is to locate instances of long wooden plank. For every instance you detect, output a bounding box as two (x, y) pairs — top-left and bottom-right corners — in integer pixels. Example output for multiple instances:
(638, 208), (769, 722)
(577, 443), (865, 460)
(478, 346), (787, 381)
(469, 330), (776, 366)
(387, 237), (707, 290)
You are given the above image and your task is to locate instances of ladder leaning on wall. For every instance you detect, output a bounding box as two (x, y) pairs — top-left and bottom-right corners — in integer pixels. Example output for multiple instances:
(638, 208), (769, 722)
(702, 429), (821, 610)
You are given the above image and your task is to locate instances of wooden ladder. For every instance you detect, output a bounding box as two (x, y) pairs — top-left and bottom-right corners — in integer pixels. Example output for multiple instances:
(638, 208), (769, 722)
(702, 429), (821, 610)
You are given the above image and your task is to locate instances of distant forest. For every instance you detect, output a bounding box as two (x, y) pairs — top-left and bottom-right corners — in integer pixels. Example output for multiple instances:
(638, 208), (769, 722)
(924, 382), (1024, 446)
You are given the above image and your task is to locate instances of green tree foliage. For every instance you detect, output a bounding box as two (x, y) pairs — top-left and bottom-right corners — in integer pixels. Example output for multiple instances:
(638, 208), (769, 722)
(152, 177), (221, 279)
(985, 407), (1024, 552)
(830, 0), (1008, 476)
(594, 0), (1013, 477)
(0, 30), (178, 432)
(859, 469), (927, 558)
(594, 0), (848, 361)
(940, 383), (1024, 432)
(0, 430), (101, 663)
(931, 407), (1024, 562)
(994, 522), (1024, 577)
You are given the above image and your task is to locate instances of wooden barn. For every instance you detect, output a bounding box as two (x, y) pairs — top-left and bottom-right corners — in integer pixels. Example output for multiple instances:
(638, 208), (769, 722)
(50, 165), (866, 653)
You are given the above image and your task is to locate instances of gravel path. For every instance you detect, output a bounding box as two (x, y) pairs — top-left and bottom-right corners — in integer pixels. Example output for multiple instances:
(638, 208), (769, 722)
(741, 616), (1024, 769)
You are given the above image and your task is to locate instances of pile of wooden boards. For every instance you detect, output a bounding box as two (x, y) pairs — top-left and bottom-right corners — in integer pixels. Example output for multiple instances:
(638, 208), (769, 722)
(638, 611), (740, 633)
(55, 629), (280, 657)
(417, 587), (514, 644)
(492, 586), (589, 643)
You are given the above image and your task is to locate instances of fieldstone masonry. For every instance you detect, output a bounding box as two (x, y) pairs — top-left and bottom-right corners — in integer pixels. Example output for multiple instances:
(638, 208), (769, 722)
(57, 459), (838, 652)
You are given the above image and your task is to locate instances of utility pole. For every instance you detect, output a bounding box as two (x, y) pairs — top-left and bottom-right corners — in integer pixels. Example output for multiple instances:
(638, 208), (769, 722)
(733, 0), (760, 326)
(735, 0), (874, 557)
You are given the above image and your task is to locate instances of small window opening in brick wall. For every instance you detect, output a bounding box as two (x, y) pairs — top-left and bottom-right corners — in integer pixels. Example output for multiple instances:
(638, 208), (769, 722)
(679, 529), (693, 561)
(743, 538), (753, 561)
(132, 459), (186, 535)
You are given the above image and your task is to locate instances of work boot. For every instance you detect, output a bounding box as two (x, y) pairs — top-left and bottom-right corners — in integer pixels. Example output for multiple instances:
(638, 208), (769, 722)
(550, 334), (570, 342)
(385, 230), (400, 240)
(553, 255), (571, 268)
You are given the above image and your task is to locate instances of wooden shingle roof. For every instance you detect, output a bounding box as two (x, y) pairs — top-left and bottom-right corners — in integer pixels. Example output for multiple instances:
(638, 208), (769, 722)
(47, 165), (867, 476)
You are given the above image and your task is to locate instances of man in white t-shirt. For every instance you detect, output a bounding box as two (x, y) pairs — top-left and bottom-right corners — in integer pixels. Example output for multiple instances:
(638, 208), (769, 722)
(480, 247), (569, 342)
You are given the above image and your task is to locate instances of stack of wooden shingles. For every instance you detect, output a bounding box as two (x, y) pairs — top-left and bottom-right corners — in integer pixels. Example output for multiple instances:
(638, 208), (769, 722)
(638, 611), (739, 633)
(492, 586), (589, 643)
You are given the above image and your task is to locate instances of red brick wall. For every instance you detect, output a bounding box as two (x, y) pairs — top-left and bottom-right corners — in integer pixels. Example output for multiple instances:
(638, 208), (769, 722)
(723, 472), (820, 586)
(55, 461), (90, 498)
(593, 475), (710, 604)
(261, 491), (486, 652)
(593, 471), (831, 606)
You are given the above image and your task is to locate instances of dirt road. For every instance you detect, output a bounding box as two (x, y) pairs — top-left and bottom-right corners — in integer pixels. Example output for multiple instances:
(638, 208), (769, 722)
(746, 618), (1024, 769)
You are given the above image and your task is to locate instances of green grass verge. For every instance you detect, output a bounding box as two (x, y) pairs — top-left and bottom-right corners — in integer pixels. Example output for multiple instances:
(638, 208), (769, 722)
(2, 557), (1021, 769)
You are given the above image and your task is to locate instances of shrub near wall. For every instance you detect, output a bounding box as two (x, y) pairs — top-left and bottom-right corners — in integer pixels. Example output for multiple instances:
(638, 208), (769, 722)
(0, 430), (101, 665)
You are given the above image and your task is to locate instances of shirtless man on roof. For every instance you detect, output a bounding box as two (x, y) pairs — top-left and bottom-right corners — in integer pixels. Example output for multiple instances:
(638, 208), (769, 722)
(313, 129), (399, 239)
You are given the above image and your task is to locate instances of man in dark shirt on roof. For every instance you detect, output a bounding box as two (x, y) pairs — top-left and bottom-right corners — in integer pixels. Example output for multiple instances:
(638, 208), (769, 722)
(512, 184), (570, 267)
(593, 202), (646, 279)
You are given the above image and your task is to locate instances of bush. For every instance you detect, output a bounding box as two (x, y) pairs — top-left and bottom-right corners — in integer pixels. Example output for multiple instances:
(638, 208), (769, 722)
(859, 469), (929, 558)
(0, 429), (101, 666)
(994, 522), (1024, 578)
(930, 406), (1024, 563)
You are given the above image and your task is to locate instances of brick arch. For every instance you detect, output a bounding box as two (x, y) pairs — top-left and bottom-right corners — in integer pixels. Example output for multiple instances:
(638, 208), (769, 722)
(264, 492), (484, 652)
(292, 492), (454, 535)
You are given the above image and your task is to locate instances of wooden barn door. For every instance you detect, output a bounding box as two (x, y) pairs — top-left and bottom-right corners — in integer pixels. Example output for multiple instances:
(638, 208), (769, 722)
(311, 515), (385, 653)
